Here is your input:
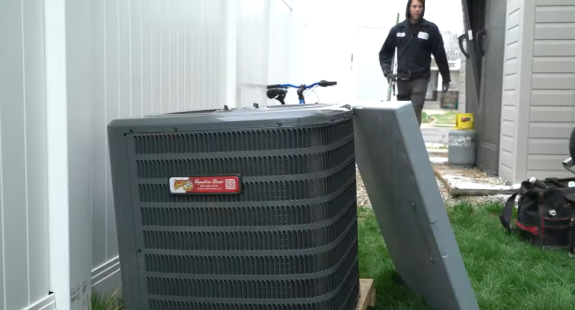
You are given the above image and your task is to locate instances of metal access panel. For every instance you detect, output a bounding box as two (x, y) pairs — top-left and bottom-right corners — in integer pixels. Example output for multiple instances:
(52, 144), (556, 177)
(353, 101), (479, 310)
(107, 104), (359, 310)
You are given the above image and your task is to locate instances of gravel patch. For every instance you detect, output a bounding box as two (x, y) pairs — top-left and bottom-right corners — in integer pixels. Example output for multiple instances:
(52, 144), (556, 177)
(356, 167), (370, 207)
(356, 167), (509, 208)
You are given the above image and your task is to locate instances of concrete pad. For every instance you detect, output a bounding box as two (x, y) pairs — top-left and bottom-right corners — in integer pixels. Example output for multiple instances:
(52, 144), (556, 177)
(431, 159), (519, 197)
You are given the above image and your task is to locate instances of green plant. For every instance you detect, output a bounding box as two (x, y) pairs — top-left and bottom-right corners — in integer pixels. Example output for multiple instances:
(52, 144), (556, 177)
(89, 287), (124, 310)
(421, 111), (430, 123)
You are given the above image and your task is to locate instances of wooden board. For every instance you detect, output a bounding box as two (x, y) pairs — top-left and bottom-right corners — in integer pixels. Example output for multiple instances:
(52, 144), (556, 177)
(356, 279), (376, 310)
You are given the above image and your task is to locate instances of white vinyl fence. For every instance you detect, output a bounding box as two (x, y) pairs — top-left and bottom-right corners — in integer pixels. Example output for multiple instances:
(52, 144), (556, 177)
(0, 0), (307, 309)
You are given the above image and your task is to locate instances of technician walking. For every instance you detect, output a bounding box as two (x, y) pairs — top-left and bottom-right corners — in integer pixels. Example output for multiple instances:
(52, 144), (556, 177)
(379, 0), (451, 126)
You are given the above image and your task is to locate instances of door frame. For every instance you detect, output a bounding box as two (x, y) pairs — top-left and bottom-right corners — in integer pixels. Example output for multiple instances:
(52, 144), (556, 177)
(459, 0), (481, 114)
(459, 0), (503, 176)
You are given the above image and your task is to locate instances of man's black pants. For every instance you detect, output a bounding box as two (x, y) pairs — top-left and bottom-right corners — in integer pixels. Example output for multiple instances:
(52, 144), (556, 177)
(396, 77), (429, 126)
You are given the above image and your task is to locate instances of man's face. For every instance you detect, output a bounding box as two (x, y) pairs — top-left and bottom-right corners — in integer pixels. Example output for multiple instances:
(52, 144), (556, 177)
(410, 0), (423, 19)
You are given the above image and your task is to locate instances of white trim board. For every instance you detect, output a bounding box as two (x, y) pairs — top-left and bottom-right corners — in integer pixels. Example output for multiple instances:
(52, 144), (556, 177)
(45, 0), (73, 309)
(24, 294), (56, 310)
(91, 257), (122, 299)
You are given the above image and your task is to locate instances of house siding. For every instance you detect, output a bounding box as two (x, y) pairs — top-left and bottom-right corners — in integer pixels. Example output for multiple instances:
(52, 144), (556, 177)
(499, 0), (524, 182)
(526, 0), (575, 179)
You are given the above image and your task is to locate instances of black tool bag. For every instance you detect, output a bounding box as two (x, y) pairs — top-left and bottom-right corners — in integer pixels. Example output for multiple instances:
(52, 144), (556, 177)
(539, 176), (575, 188)
(500, 179), (575, 254)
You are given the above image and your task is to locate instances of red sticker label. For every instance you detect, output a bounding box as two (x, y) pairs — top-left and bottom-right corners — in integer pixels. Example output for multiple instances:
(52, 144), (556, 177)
(169, 176), (241, 194)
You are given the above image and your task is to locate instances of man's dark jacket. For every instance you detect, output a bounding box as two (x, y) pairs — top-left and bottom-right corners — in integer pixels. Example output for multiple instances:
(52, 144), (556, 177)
(379, 0), (450, 83)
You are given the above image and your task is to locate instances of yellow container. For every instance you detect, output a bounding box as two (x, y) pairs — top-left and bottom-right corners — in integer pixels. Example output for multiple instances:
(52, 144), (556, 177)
(455, 113), (474, 130)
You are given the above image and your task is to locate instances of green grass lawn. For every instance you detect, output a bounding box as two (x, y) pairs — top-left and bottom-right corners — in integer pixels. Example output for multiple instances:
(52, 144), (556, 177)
(358, 203), (575, 310)
(423, 111), (457, 126)
(92, 203), (574, 310)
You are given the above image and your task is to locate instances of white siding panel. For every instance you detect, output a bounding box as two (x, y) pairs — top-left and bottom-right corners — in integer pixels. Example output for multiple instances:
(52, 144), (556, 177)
(507, 26), (520, 45)
(503, 74), (518, 91)
(509, 0), (521, 13)
(535, 6), (575, 23)
(532, 57), (575, 73)
(535, 23), (575, 40)
(534, 40), (575, 57)
(502, 89), (517, 107)
(531, 90), (575, 106)
(529, 138), (570, 155)
(501, 135), (515, 154)
(508, 10), (520, 29)
(530, 122), (574, 139)
(532, 73), (575, 90)
(500, 149), (515, 169)
(500, 131), (516, 181)
(505, 58), (518, 75)
(502, 105), (515, 121)
(529, 106), (574, 122)
(506, 41), (519, 60)
(528, 2), (575, 175)
(537, 0), (575, 5)
(0, 0), (51, 309)
(528, 155), (569, 170)
(501, 120), (515, 138)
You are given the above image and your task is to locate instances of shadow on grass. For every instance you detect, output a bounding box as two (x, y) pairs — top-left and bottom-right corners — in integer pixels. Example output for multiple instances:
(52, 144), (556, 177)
(357, 207), (430, 310)
(372, 270), (431, 310)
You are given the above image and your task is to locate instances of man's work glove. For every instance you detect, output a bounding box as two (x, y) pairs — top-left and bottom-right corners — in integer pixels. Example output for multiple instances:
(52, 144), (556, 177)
(442, 82), (450, 93)
(385, 73), (394, 83)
